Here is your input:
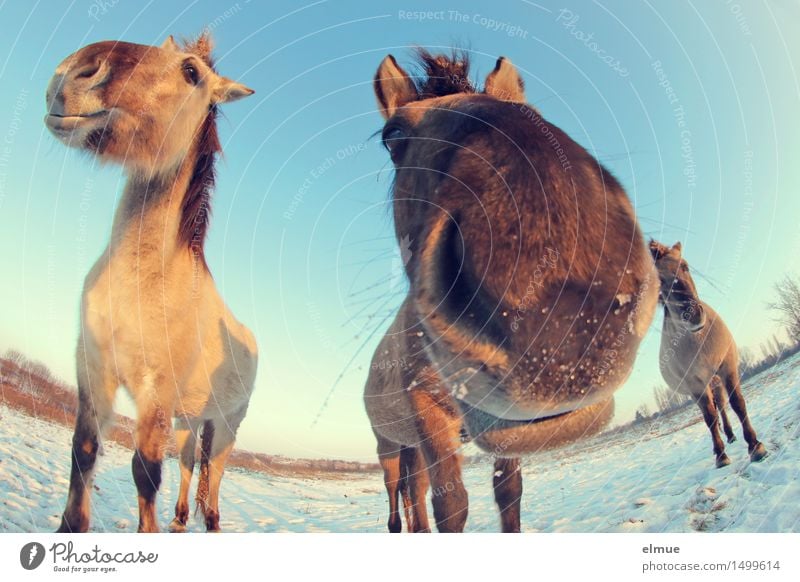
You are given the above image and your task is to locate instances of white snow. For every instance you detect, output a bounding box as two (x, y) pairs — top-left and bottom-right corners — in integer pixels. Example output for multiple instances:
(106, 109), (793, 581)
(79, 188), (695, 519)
(1, 354), (799, 533)
(616, 293), (633, 307)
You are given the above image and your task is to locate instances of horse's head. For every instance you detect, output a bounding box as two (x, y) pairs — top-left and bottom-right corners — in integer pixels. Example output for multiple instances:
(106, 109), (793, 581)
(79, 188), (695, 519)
(374, 50), (655, 425)
(650, 240), (705, 331)
(45, 33), (253, 175)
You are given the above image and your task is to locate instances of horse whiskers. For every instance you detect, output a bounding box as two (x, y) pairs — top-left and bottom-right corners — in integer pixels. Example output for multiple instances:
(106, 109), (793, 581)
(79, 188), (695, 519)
(311, 306), (397, 428)
(346, 289), (406, 309)
(346, 273), (404, 298)
(341, 234), (397, 247)
(338, 249), (397, 269)
(341, 289), (402, 328)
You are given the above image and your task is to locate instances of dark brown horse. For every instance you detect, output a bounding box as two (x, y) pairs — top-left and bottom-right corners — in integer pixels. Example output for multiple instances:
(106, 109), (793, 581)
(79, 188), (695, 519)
(650, 240), (767, 467)
(364, 50), (658, 532)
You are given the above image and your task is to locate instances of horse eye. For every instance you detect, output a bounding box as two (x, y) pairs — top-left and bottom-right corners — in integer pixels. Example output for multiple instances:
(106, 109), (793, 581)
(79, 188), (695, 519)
(382, 125), (409, 163)
(182, 62), (199, 85)
(382, 126), (405, 149)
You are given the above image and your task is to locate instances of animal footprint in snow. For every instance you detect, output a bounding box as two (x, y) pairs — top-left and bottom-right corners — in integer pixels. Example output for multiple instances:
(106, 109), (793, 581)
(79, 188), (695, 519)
(687, 486), (728, 531)
(687, 487), (718, 510)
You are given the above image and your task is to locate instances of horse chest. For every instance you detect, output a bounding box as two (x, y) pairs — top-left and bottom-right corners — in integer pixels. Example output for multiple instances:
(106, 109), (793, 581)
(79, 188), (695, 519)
(81, 252), (198, 352)
(659, 325), (708, 391)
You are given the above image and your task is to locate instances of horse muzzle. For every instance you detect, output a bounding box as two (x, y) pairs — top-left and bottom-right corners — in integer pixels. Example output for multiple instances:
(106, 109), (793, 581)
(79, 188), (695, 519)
(466, 397), (615, 456)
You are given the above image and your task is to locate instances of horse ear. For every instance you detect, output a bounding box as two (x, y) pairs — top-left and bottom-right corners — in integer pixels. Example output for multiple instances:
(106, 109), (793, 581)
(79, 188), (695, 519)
(484, 57), (526, 103)
(213, 76), (255, 104)
(374, 55), (418, 119)
(649, 240), (665, 260)
(672, 241), (682, 253)
(161, 35), (180, 52)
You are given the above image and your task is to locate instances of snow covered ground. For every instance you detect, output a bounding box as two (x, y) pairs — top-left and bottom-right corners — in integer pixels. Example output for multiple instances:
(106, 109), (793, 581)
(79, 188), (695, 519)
(1, 354), (799, 533)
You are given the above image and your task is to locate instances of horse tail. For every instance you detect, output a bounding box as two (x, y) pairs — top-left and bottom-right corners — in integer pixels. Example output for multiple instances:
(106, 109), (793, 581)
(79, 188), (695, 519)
(195, 420), (215, 516)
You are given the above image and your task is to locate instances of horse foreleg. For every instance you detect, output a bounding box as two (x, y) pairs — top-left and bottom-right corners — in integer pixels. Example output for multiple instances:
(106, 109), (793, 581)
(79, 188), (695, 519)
(712, 380), (736, 443)
(493, 457), (522, 533)
(409, 390), (467, 533)
(378, 454), (401, 533)
(376, 436), (402, 533)
(57, 354), (118, 533)
(697, 386), (730, 468)
(168, 418), (199, 533)
(57, 360), (117, 533)
(400, 446), (430, 533)
(132, 390), (172, 533)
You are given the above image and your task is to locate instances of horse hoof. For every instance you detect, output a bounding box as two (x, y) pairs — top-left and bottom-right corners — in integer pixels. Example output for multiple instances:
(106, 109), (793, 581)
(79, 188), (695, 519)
(727, 435), (737, 444)
(750, 442), (768, 462)
(168, 519), (187, 533)
(715, 454), (731, 468)
(56, 515), (87, 533)
(387, 519), (402, 533)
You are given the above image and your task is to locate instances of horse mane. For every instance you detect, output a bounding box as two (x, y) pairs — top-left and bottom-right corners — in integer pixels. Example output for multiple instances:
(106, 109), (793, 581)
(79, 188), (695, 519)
(413, 48), (475, 99)
(177, 33), (221, 260)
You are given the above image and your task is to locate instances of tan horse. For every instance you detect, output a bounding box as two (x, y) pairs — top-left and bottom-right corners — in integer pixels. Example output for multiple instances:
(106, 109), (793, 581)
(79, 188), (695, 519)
(45, 34), (257, 532)
(365, 50), (658, 533)
(650, 241), (767, 467)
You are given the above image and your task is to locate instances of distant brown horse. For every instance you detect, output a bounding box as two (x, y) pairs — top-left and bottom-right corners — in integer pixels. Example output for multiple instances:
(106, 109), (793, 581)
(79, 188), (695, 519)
(364, 50), (658, 532)
(650, 241), (767, 468)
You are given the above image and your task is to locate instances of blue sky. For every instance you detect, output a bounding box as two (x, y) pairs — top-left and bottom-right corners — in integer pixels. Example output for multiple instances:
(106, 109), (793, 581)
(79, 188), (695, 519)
(0, 0), (798, 460)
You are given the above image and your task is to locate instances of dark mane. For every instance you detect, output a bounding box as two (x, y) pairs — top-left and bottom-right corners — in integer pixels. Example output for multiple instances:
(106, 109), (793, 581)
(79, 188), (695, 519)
(178, 109), (220, 257)
(178, 34), (221, 260)
(413, 48), (474, 99)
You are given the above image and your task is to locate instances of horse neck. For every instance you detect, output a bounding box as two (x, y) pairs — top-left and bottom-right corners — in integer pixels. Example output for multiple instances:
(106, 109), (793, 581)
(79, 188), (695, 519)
(662, 300), (695, 333)
(110, 154), (197, 270)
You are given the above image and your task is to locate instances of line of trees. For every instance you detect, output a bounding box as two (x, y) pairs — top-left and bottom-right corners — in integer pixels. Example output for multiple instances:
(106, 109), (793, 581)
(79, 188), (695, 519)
(1, 348), (71, 398)
(738, 273), (800, 380)
(635, 384), (692, 422)
(766, 275), (800, 342)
